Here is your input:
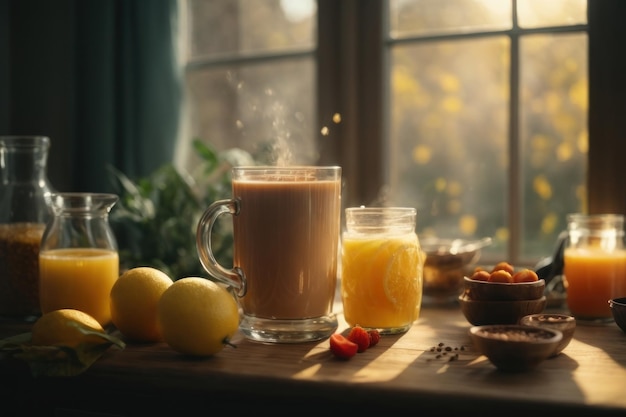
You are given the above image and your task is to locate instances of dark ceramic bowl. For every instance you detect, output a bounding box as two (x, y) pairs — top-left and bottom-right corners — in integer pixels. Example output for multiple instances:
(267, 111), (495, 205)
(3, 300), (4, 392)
(609, 297), (626, 333)
(463, 276), (545, 302)
(469, 324), (563, 372)
(519, 313), (576, 357)
(458, 293), (546, 326)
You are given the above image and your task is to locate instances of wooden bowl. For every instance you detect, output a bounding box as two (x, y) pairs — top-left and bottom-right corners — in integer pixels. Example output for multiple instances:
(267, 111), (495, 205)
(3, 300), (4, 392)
(458, 293), (546, 325)
(609, 297), (626, 333)
(469, 324), (563, 372)
(463, 276), (545, 301)
(519, 313), (576, 357)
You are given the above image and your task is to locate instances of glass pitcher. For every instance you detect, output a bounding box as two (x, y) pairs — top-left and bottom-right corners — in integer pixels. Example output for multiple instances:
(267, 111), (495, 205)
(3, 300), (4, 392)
(39, 193), (119, 327)
(0, 136), (54, 320)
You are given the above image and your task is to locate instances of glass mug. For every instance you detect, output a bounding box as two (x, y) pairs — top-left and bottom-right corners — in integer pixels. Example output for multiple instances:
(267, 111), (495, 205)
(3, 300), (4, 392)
(341, 206), (424, 334)
(197, 166), (342, 343)
(563, 213), (626, 323)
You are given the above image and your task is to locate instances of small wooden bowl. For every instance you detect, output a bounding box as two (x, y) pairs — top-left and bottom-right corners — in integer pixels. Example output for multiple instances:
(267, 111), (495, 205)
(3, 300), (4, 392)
(519, 313), (576, 357)
(609, 297), (626, 333)
(463, 276), (545, 301)
(469, 324), (563, 372)
(458, 293), (546, 325)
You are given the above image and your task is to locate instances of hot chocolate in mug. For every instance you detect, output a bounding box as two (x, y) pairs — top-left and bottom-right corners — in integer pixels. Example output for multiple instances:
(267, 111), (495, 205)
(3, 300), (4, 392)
(196, 166), (342, 343)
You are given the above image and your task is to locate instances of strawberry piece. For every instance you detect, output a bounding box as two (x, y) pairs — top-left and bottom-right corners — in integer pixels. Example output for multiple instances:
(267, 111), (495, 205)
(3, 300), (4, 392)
(329, 333), (358, 359)
(368, 329), (380, 347)
(347, 325), (370, 352)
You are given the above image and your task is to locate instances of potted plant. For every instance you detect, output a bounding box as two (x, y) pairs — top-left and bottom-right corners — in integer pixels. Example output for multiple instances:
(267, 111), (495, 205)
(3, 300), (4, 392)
(107, 139), (256, 280)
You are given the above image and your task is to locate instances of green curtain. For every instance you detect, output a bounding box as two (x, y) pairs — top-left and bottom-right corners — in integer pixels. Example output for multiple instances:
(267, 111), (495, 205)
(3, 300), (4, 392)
(1, 0), (181, 193)
(74, 0), (181, 191)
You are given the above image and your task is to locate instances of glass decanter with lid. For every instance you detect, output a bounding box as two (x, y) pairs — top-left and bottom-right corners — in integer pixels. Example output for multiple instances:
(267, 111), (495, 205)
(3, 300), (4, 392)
(0, 136), (54, 320)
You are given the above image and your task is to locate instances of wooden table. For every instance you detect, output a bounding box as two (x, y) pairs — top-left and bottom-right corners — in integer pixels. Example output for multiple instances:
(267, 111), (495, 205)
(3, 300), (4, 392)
(2, 301), (626, 416)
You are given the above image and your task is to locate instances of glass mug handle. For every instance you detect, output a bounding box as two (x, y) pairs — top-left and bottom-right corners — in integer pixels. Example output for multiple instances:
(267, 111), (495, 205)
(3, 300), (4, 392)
(196, 198), (247, 297)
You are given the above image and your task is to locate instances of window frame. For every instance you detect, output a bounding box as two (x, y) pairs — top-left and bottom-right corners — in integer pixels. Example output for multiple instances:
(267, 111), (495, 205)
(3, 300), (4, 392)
(317, 0), (626, 265)
(182, 0), (626, 265)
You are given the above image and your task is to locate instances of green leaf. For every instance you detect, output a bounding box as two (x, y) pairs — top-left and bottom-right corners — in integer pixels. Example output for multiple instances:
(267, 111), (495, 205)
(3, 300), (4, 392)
(0, 325), (125, 378)
(107, 140), (256, 279)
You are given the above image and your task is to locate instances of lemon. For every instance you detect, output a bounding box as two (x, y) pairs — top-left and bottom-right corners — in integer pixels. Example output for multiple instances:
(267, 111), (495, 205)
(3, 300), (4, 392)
(157, 277), (240, 357)
(32, 308), (106, 348)
(110, 267), (173, 342)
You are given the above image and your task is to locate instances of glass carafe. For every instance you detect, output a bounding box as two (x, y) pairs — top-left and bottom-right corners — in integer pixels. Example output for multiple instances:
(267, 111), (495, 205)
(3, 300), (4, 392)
(0, 136), (54, 321)
(39, 193), (119, 327)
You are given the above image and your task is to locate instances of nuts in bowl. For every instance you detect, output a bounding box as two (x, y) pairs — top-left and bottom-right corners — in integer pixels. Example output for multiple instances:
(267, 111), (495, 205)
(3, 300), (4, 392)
(459, 262), (547, 325)
(463, 263), (545, 302)
(519, 313), (576, 357)
(469, 324), (562, 372)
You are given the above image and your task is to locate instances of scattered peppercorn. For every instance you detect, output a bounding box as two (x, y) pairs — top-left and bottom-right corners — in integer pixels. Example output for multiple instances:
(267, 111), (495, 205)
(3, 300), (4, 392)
(426, 342), (468, 362)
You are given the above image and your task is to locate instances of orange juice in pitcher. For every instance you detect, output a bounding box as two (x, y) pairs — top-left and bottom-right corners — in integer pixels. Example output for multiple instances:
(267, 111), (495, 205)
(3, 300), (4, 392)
(39, 193), (119, 327)
(39, 248), (119, 326)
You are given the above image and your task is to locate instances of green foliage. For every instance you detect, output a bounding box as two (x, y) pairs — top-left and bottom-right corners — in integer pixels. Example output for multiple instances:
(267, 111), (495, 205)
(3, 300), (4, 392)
(0, 324), (125, 378)
(107, 139), (255, 280)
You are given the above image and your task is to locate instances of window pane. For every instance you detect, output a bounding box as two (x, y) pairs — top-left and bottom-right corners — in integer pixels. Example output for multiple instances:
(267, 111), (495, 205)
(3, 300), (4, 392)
(187, 0), (316, 58)
(520, 33), (588, 258)
(388, 37), (510, 257)
(389, 0), (512, 38)
(185, 59), (317, 165)
(517, 0), (587, 28)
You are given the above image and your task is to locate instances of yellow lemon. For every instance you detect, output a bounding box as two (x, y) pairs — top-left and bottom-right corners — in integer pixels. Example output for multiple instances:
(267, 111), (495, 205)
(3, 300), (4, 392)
(110, 267), (173, 342)
(32, 308), (106, 348)
(157, 277), (240, 357)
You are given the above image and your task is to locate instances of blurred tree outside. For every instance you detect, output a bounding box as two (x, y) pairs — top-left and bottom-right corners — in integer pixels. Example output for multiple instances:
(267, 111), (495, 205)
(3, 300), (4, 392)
(182, 0), (587, 265)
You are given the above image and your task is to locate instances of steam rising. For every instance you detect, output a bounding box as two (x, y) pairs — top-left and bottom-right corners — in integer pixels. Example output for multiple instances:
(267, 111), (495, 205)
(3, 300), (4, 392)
(227, 71), (315, 167)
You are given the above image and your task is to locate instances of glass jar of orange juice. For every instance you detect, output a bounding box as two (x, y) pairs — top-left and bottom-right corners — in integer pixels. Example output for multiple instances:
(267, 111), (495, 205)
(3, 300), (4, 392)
(341, 206), (424, 334)
(39, 193), (119, 327)
(563, 213), (626, 323)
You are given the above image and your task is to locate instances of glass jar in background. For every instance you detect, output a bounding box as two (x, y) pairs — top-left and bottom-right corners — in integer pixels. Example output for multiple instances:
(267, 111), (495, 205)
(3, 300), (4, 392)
(563, 213), (626, 323)
(341, 206), (425, 334)
(39, 193), (119, 327)
(0, 136), (54, 321)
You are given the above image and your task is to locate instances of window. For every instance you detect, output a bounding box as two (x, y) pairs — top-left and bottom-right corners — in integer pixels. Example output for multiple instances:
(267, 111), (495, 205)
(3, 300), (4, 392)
(180, 0), (622, 268)
(178, 0), (318, 166)
(385, 0), (587, 264)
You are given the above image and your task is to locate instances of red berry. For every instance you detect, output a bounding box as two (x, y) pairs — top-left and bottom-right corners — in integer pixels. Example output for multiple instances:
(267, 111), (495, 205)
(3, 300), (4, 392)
(329, 334), (358, 359)
(368, 329), (380, 347)
(347, 325), (370, 352)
